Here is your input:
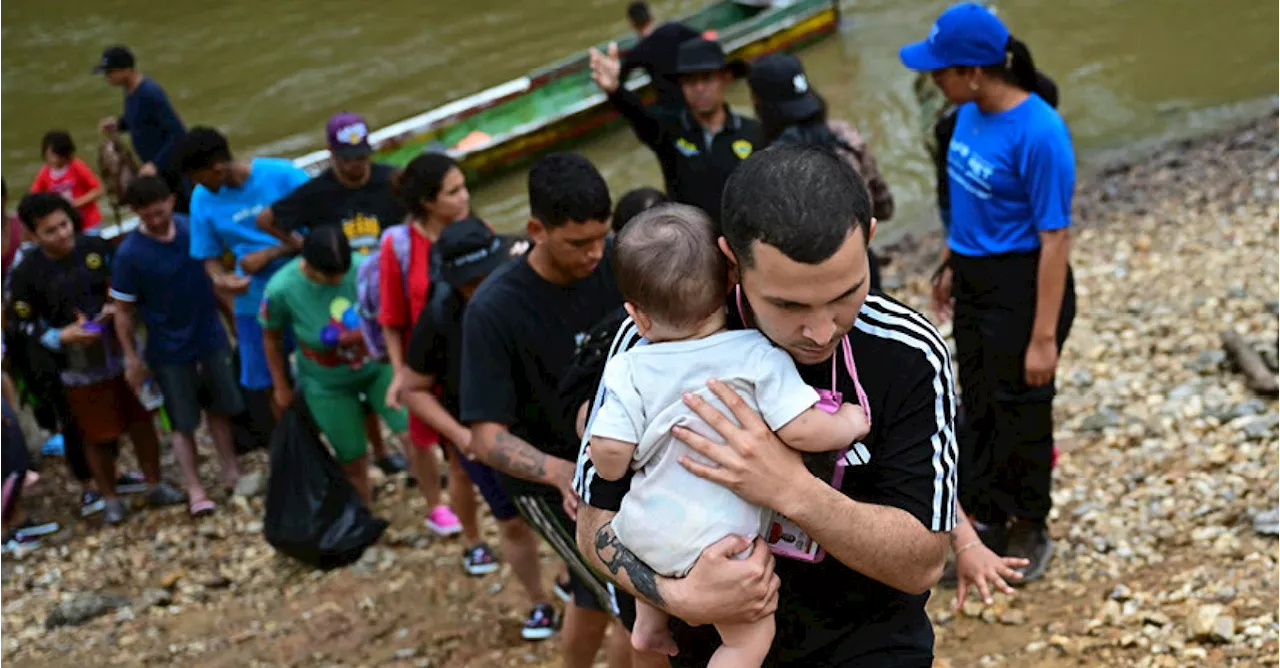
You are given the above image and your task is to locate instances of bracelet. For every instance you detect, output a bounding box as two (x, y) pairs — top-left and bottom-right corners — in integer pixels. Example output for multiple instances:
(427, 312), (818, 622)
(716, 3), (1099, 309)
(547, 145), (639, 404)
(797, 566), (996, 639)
(953, 539), (981, 556)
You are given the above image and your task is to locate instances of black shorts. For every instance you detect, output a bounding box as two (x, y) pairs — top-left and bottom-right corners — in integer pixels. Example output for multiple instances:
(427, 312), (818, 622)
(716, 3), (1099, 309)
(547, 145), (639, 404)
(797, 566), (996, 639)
(510, 491), (635, 628)
(153, 349), (245, 433)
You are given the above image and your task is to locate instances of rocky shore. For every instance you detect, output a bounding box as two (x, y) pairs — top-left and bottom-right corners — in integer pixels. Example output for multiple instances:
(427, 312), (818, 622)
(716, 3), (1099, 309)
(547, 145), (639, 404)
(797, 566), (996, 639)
(3, 113), (1277, 667)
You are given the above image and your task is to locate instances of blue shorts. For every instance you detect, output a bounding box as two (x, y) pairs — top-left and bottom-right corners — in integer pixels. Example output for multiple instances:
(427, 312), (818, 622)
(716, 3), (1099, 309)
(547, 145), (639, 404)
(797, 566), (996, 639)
(450, 443), (518, 521)
(235, 315), (294, 390)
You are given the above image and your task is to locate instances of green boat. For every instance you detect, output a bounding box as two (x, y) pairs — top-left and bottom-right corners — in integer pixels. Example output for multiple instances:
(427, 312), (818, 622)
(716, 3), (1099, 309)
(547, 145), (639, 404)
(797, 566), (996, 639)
(104, 0), (840, 240)
(290, 0), (842, 182)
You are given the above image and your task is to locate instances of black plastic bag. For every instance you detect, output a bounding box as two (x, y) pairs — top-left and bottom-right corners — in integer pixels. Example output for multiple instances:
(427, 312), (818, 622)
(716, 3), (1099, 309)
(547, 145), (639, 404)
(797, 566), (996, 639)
(263, 394), (387, 569)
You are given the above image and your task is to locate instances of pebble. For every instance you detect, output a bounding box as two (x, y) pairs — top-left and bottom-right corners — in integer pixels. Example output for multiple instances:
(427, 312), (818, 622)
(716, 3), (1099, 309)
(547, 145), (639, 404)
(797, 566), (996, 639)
(45, 594), (130, 629)
(232, 472), (266, 498)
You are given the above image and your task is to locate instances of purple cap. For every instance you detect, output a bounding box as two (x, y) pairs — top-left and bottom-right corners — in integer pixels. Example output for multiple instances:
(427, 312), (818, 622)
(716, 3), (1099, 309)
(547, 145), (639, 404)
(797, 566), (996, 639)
(326, 112), (373, 159)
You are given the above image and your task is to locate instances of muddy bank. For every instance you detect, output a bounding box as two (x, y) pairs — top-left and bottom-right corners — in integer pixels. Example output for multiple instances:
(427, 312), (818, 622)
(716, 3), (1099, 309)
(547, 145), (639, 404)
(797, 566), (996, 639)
(2, 113), (1277, 668)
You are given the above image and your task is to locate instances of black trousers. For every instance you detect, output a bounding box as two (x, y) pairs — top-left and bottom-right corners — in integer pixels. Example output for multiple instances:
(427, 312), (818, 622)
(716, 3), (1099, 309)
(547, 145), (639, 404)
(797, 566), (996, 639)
(951, 250), (1074, 524)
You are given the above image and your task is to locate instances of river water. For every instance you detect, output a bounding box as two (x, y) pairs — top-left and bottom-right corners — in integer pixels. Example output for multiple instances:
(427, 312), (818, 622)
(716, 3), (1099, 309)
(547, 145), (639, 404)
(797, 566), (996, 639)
(3, 0), (1276, 239)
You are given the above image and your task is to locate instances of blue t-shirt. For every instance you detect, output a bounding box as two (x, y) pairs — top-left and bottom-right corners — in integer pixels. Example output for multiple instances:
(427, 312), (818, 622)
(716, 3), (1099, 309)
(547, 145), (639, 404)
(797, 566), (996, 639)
(121, 78), (186, 169)
(188, 157), (310, 315)
(110, 215), (228, 366)
(945, 94), (1075, 257)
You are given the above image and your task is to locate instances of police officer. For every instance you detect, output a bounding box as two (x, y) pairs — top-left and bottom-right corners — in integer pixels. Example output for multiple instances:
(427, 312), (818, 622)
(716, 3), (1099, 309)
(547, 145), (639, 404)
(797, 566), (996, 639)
(589, 37), (760, 223)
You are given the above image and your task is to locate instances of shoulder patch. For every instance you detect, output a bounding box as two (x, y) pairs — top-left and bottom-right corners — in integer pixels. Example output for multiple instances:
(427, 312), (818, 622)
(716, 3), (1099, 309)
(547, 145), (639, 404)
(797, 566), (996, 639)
(732, 139), (754, 160)
(85, 252), (103, 270)
(13, 301), (31, 318)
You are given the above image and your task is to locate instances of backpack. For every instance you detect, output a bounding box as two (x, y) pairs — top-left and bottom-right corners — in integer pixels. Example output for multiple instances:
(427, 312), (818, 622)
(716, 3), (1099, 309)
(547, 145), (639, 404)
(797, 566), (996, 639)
(556, 306), (632, 445)
(355, 224), (412, 360)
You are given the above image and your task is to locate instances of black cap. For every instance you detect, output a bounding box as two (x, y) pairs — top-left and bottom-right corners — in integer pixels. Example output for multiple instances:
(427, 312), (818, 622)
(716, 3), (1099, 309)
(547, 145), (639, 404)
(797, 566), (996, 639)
(437, 218), (510, 287)
(92, 46), (135, 74)
(674, 38), (747, 78)
(747, 53), (822, 121)
(302, 225), (353, 276)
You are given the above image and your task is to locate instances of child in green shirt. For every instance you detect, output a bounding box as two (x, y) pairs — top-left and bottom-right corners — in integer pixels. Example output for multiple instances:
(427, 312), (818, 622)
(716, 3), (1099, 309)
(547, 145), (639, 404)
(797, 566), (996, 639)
(260, 226), (406, 503)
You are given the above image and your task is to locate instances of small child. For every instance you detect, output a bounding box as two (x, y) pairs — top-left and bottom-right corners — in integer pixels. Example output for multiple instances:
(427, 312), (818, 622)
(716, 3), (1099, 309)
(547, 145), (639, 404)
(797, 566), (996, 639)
(587, 204), (869, 666)
(30, 131), (104, 233)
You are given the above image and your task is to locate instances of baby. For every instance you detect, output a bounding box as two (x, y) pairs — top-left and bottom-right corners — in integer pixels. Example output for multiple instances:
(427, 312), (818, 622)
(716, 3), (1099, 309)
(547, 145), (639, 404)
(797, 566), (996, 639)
(588, 204), (869, 666)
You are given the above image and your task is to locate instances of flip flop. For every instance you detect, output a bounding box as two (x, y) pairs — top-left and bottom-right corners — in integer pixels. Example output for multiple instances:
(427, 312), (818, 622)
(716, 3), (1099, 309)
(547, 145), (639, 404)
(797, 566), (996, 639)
(189, 499), (216, 518)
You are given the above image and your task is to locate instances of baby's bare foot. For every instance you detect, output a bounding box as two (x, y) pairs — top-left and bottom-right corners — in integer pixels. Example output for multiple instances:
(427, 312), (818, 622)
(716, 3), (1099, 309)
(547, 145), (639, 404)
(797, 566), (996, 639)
(632, 625), (679, 657)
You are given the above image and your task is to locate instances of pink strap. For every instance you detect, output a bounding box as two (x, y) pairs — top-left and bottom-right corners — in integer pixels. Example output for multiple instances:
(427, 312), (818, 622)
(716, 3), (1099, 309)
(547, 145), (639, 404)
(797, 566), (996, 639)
(840, 336), (872, 429)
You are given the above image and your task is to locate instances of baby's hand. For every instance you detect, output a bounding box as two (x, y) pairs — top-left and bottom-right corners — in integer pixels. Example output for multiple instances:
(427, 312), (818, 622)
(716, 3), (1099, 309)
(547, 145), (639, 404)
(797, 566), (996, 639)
(836, 403), (870, 442)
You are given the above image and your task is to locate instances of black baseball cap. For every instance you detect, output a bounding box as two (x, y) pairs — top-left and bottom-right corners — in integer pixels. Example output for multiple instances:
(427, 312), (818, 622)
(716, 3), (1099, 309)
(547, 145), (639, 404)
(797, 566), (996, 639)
(674, 38), (748, 78)
(437, 217), (510, 287)
(92, 46), (136, 74)
(747, 53), (822, 121)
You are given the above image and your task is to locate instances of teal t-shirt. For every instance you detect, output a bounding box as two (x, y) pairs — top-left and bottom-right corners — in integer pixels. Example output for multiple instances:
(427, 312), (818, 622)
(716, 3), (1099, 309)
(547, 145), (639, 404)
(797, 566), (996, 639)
(260, 254), (377, 387)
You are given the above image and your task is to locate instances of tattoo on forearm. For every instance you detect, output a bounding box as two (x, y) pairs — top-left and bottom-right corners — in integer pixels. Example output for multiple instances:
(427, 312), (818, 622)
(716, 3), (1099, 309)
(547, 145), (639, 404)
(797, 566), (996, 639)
(594, 523), (665, 606)
(490, 430), (549, 482)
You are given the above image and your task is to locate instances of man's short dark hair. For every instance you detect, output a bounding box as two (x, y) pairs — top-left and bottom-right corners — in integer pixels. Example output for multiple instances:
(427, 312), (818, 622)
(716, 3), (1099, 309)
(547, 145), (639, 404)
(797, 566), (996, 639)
(528, 152), (612, 229)
(178, 126), (233, 174)
(614, 203), (725, 329)
(123, 176), (172, 208)
(720, 144), (871, 268)
(41, 130), (76, 159)
(627, 1), (652, 26)
(17, 192), (81, 233)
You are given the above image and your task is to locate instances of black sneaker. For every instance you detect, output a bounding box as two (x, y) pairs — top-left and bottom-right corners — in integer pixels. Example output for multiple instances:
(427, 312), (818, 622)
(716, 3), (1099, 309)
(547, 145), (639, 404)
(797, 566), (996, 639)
(941, 521), (1008, 587)
(376, 454), (409, 476)
(80, 491), (106, 517)
(1, 530), (41, 557)
(1005, 519), (1053, 584)
(463, 543), (500, 576)
(14, 518), (60, 541)
(146, 482), (186, 507)
(521, 603), (558, 640)
(116, 472), (148, 494)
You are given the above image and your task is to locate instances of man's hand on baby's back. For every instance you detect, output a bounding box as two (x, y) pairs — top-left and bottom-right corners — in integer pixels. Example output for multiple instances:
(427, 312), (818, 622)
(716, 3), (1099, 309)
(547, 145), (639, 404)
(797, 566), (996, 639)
(666, 535), (780, 626)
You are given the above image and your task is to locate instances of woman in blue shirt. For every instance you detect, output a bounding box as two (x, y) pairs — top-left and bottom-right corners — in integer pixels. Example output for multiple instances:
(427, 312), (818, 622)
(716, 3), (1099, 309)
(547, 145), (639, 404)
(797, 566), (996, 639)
(900, 3), (1076, 584)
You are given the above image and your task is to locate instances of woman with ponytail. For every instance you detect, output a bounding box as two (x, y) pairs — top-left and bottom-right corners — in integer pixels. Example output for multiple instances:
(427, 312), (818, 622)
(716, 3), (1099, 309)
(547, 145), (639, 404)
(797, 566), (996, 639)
(900, 2), (1076, 587)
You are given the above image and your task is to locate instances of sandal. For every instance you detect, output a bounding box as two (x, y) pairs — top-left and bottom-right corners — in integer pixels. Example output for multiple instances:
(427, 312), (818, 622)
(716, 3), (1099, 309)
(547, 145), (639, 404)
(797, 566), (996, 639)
(189, 499), (216, 518)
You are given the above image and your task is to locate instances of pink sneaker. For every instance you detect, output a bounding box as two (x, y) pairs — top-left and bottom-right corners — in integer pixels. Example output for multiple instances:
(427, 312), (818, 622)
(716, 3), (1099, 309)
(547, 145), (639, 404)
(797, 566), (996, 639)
(425, 505), (462, 537)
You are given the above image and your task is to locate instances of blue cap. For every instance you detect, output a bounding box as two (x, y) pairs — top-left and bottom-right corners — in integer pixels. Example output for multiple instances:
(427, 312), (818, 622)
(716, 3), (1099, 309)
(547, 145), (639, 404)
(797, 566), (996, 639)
(899, 3), (1009, 72)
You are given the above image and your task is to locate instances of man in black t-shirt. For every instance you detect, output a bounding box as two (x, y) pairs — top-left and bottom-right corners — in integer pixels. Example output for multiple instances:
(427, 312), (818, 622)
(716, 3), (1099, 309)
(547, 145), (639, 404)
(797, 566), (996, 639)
(573, 146), (959, 667)
(256, 111), (407, 474)
(257, 111), (405, 256)
(402, 219), (560, 640)
(621, 1), (701, 119)
(459, 154), (636, 667)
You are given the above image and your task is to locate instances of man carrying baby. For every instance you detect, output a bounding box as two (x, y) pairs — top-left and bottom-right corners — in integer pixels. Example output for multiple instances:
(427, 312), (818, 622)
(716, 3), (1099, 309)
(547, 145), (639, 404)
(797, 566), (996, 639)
(587, 203), (870, 666)
(575, 145), (959, 666)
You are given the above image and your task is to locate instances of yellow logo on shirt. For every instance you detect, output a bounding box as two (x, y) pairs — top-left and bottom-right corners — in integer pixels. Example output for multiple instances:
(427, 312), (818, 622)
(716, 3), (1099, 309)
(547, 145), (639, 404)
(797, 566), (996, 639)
(340, 213), (378, 244)
(85, 253), (103, 270)
(13, 301), (30, 318)
(732, 139), (754, 160)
